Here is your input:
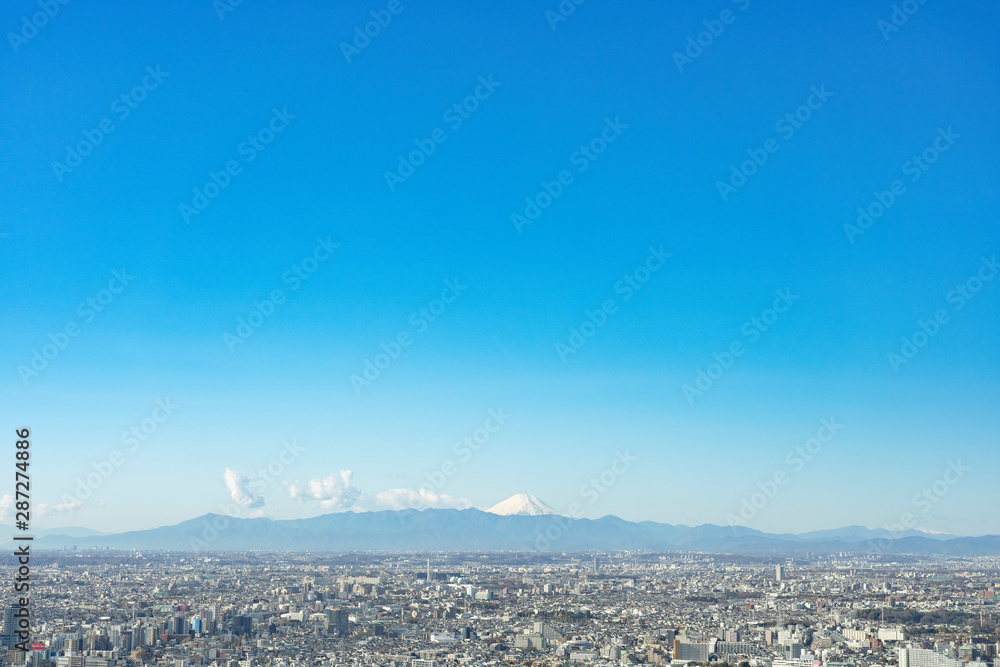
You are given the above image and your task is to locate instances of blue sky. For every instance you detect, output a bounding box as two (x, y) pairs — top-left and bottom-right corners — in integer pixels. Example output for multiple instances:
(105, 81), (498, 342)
(1, 0), (998, 536)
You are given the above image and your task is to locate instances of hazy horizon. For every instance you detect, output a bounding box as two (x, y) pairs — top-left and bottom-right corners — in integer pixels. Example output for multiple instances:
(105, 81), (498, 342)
(21, 497), (994, 541)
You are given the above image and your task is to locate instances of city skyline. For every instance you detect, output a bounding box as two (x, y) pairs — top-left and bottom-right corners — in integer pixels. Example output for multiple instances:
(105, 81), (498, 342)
(7, 550), (1000, 667)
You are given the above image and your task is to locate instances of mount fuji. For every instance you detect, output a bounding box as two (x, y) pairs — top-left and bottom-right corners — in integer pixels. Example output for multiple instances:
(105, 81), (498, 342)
(485, 493), (561, 516)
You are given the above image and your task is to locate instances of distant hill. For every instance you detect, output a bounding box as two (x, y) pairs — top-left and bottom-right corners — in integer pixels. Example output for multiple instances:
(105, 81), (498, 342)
(792, 525), (956, 542)
(31, 509), (1000, 555)
(3, 525), (108, 541)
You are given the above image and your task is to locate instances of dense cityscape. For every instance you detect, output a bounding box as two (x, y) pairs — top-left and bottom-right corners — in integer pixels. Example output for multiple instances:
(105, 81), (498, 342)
(4, 8), (998, 667)
(3, 551), (998, 667)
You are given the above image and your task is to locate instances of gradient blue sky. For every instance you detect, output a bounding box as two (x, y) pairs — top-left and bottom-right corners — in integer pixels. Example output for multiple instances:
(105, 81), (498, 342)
(2, 0), (998, 536)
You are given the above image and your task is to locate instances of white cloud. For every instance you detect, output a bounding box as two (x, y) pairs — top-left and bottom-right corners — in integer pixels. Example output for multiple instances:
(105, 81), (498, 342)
(372, 487), (471, 511)
(36, 500), (84, 517)
(0, 494), (12, 522)
(286, 470), (363, 510)
(223, 467), (264, 508)
(284, 470), (471, 512)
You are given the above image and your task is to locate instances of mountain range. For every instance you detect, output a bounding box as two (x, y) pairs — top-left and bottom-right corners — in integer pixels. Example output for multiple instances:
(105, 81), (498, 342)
(30, 507), (1000, 555)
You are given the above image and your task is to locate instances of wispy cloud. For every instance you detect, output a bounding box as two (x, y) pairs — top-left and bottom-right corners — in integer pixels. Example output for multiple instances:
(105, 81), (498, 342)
(36, 499), (85, 517)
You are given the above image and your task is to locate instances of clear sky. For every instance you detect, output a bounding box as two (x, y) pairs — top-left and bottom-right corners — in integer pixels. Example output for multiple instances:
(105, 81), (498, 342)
(2, 0), (998, 537)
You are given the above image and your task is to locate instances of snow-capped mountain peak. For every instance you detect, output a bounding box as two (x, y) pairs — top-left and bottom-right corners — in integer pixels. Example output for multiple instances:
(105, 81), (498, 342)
(485, 493), (560, 516)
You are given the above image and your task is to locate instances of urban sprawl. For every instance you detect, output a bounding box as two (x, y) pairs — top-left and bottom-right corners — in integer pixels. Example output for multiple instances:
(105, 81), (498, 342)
(2, 552), (999, 667)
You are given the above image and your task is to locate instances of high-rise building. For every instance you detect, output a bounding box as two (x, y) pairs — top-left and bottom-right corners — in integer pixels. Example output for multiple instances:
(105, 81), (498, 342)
(900, 648), (987, 667)
(717, 642), (755, 656)
(602, 646), (622, 661)
(533, 622), (561, 642)
(222, 616), (251, 636)
(514, 635), (546, 649)
(139, 625), (156, 646)
(1, 605), (19, 649)
(775, 565), (784, 581)
(783, 643), (803, 659)
(329, 609), (349, 638)
(673, 640), (710, 662)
